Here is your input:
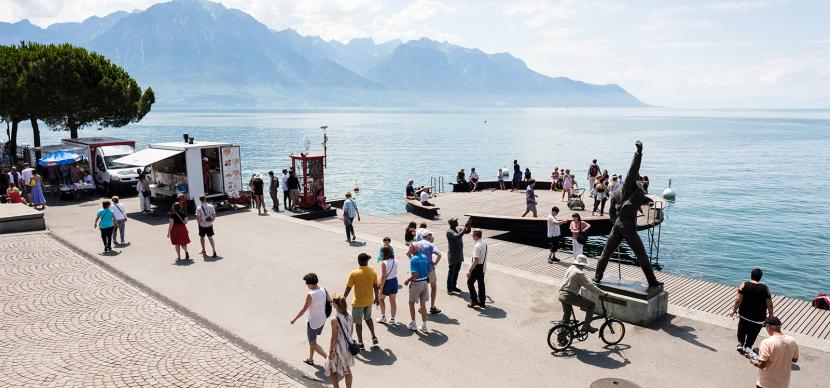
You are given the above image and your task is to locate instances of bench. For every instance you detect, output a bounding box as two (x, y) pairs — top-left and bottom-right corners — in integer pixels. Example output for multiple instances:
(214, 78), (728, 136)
(405, 199), (440, 220)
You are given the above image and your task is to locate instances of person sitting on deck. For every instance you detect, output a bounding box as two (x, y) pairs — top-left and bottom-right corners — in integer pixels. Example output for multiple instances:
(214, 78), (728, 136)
(420, 188), (435, 206)
(469, 168), (479, 191)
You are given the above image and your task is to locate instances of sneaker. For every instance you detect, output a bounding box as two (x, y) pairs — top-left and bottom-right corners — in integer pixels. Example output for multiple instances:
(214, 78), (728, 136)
(548, 257), (554, 264)
(389, 318), (396, 325)
(429, 306), (442, 314)
(377, 316), (387, 324)
(408, 321), (417, 331)
(420, 323), (428, 333)
(736, 343), (746, 355)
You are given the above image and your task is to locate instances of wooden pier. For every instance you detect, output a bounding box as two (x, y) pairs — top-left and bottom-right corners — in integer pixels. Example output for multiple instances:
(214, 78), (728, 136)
(316, 188), (830, 344)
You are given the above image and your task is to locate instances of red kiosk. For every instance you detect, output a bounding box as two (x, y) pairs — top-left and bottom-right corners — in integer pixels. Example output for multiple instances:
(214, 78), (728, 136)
(290, 153), (326, 209)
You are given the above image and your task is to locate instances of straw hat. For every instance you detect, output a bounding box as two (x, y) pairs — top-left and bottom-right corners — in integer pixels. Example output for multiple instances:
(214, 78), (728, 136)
(573, 255), (589, 266)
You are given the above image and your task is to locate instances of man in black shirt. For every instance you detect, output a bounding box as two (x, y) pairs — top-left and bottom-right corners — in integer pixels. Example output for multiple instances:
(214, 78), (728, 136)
(287, 170), (300, 211)
(731, 268), (774, 354)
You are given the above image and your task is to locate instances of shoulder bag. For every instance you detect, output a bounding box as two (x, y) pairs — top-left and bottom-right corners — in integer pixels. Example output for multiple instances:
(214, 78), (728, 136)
(324, 288), (332, 318)
(336, 316), (361, 355)
(576, 223), (589, 245)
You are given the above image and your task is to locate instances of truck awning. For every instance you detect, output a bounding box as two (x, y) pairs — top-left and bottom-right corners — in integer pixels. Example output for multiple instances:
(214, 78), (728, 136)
(113, 148), (183, 167)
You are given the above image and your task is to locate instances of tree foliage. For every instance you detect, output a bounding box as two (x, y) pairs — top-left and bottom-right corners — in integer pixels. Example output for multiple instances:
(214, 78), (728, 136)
(0, 42), (154, 156)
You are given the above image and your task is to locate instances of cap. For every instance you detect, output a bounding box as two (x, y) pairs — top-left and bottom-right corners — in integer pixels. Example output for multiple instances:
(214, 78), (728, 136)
(448, 217), (458, 223)
(765, 316), (782, 326)
(202, 157), (208, 161)
(573, 255), (589, 266)
(424, 229), (433, 235)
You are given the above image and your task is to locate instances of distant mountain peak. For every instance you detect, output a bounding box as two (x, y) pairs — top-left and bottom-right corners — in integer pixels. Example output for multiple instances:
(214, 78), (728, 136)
(0, 0), (645, 107)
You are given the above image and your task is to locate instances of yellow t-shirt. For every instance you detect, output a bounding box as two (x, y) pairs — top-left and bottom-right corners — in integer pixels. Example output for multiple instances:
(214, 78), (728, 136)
(347, 266), (377, 308)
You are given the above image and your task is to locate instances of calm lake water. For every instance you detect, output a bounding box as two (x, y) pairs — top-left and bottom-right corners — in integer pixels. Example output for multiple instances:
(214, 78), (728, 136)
(17, 108), (830, 300)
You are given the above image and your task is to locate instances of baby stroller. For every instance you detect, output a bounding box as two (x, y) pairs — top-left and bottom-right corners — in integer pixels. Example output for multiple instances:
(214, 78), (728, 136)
(567, 188), (586, 211)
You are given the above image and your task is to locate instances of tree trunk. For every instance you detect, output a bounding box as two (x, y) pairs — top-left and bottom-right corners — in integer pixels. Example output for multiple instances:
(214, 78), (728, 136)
(68, 113), (79, 139)
(30, 117), (41, 160)
(9, 119), (20, 165)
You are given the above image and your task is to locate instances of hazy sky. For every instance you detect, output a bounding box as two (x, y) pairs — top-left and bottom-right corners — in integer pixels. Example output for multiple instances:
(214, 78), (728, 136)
(2, 0), (828, 108)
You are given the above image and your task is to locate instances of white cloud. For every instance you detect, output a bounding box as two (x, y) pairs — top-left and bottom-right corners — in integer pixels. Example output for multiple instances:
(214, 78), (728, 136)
(371, 0), (461, 43)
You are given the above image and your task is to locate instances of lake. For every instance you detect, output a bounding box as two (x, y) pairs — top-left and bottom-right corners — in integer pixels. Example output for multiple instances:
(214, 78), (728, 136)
(16, 107), (830, 300)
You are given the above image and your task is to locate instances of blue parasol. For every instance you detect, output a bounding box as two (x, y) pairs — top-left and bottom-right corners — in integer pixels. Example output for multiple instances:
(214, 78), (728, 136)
(38, 150), (83, 167)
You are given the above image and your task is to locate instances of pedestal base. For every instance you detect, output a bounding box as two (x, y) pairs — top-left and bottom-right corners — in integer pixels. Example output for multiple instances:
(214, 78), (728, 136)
(0, 204), (46, 234)
(582, 278), (668, 326)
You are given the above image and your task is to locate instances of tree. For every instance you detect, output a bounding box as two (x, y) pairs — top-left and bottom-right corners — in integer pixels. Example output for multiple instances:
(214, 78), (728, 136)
(36, 43), (154, 139)
(0, 44), (25, 163)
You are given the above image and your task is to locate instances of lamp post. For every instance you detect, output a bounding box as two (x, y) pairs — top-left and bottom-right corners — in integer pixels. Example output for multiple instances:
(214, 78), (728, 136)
(320, 125), (328, 168)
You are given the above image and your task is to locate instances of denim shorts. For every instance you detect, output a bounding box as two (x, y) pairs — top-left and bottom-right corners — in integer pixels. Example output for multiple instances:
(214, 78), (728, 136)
(306, 322), (324, 342)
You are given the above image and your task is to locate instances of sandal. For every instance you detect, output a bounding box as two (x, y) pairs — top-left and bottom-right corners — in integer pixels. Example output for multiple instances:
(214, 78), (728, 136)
(302, 359), (314, 366)
(372, 336), (378, 345)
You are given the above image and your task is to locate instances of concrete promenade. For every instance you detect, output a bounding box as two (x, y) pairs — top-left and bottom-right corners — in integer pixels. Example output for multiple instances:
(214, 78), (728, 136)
(15, 196), (830, 387)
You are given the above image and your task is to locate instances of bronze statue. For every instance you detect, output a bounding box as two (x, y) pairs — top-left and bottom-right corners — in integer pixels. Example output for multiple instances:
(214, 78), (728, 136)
(592, 141), (663, 289)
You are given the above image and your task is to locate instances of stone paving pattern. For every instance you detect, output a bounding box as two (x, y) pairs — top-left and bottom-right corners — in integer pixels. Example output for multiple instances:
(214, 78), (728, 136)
(0, 233), (302, 387)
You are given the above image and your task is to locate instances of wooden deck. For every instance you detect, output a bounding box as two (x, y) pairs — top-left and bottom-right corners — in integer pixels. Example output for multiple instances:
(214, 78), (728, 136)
(316, 190), (830, 343)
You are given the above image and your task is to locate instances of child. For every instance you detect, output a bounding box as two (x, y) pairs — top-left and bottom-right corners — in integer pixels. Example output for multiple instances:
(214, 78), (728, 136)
(497, 169), (505, 190)
(376, 236), (394, 262)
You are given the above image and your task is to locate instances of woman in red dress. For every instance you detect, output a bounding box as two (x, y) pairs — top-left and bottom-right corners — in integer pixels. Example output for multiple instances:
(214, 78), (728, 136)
(6, 183), (26, 204)
(167, 202), (191, 261)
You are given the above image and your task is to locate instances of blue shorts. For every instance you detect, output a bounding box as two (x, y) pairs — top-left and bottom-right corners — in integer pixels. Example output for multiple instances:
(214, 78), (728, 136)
(382, 277), (399, 295)
(306, 322), (324, 342)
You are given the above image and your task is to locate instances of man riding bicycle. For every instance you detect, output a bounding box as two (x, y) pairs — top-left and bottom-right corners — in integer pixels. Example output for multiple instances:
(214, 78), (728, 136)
(558, 255), (609, 333)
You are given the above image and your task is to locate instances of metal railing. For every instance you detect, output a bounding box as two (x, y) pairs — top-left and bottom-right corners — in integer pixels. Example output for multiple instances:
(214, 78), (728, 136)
(430, 176), (445, 193)
(646, 200), (665, 270)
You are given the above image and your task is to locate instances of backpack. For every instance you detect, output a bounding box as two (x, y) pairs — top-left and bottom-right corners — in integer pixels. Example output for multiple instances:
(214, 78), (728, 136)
(813, 293), (830, 310)
(589, 164), (599, 176)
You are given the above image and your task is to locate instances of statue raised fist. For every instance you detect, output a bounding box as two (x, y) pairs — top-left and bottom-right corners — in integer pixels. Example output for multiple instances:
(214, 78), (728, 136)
(635, 140), (643, 153)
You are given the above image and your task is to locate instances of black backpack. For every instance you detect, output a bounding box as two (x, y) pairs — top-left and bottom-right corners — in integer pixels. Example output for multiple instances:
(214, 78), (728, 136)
(589, 164), (599, 176)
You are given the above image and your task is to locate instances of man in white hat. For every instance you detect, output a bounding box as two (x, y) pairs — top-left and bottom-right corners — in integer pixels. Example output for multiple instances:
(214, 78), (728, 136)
(558, 255), (609, 333)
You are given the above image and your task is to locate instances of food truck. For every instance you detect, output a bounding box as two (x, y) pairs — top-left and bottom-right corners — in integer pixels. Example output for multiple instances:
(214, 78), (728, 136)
(61, 137), (139, 194)
(113, 139), (243, 208)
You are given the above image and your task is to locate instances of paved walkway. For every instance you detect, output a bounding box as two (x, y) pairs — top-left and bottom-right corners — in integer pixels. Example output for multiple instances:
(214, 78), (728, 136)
(0, 233), (303, 388)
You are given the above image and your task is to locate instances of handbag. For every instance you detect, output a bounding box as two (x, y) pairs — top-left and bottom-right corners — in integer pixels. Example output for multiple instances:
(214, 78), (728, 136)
(336, 316), (361, 355)
(324, 289), (332, 318)
(576, 223), (588, 245)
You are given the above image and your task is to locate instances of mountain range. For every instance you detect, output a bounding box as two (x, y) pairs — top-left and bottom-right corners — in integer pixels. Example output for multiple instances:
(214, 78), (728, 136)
(0, 0), (646, 107)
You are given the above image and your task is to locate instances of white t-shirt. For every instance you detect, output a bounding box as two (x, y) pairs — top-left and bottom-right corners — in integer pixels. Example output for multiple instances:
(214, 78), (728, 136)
(21, 168), (34, 184)
(280, 174), (289, 192)
(112, 203), (127, 221)
(196, 203), (216, 228)
(420, 191), (430, 203)
(382, 258), (398, 280)
(547, 215), (561, 238)
(470, 171), (479, 180)
(473, 239), (488, 273)
(307, 288), (327, 330)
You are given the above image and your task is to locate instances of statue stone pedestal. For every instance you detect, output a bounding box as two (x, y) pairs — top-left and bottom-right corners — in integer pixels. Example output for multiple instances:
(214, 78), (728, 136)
(583, 276), (668, 326)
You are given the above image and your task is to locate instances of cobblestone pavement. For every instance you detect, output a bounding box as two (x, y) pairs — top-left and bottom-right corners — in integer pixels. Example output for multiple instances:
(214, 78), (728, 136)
(0, 233), (303, 387)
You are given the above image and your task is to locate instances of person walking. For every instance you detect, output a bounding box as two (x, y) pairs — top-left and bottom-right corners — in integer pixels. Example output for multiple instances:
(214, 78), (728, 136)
(377, 246), (398, 325)
(561, 169), (573, 201)
(731, 268), (774, 354)
(587, 159), (600, 189)
(29, 171), (47, 210)
(446, 218), (471, 294)
(592, 178), (608, 216)
(550, 167), (560, 191)
(280, 169), (290, 211)
(326, 293), (355, 388)
(268, 171), (280, 212)
(547, 206), (567, 263)
(167, 202), (191, 261)
(136, 173), (151, 214)
(466, 229), (488, 308)
(287, 170), (300, 211)
(343, 253), (379, 348)
(20, 163), (34, 203)
(558, 255), (610, 333)
(521, 179), (538, 217)
(250, 172), (266, 215)
(93, 200), (117, 253)
(415, 233), (443, 314)
(195, 194), (217, 257)
(404, 244), (430, 332)
(569, 213), (590, 258)
(748, 316), (799, 388)
(290, 273), (329, 366)
(342, 192), (360, 244)
(110, 196), (127, 245)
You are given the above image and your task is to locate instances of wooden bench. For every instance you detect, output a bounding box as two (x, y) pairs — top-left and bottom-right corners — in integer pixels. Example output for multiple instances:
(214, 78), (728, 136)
(405, 199), (440, 220)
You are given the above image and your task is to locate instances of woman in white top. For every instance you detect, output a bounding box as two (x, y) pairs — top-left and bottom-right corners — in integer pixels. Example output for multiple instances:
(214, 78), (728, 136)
(327, 293), (355, 388)
(377, 246), (398, 324)
(110, 196), (128, 244)
(290, 273), (329, 366)
(561, 169), (573, 201)
(136, 173), (151, 214)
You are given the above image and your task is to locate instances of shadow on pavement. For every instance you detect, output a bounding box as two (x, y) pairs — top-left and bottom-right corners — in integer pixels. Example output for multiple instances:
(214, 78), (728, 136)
(100, 250), (121, 257)
(553, 344), (632, 369)
(357, 347), (397, 366)
(652, 315), (717, 352)
(203, 254), (224, 262)
(173, 259), (194, 266)
(382, 322), (416, 338)
(477, 305), (507, 319)
(430, 314), (460, 325)
(348, 241), (367, 247)
(415, 328), (448, 347)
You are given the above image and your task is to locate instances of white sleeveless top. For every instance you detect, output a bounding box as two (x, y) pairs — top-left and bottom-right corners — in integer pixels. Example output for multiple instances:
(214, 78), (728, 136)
(307, 288), (326, 330)
(383, 258), (397, 280)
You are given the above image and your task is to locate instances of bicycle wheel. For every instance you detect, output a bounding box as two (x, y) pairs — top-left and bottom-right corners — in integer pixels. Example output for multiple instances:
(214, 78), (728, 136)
(599, 319), (626, 345)
(547, 324), (574, 352)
